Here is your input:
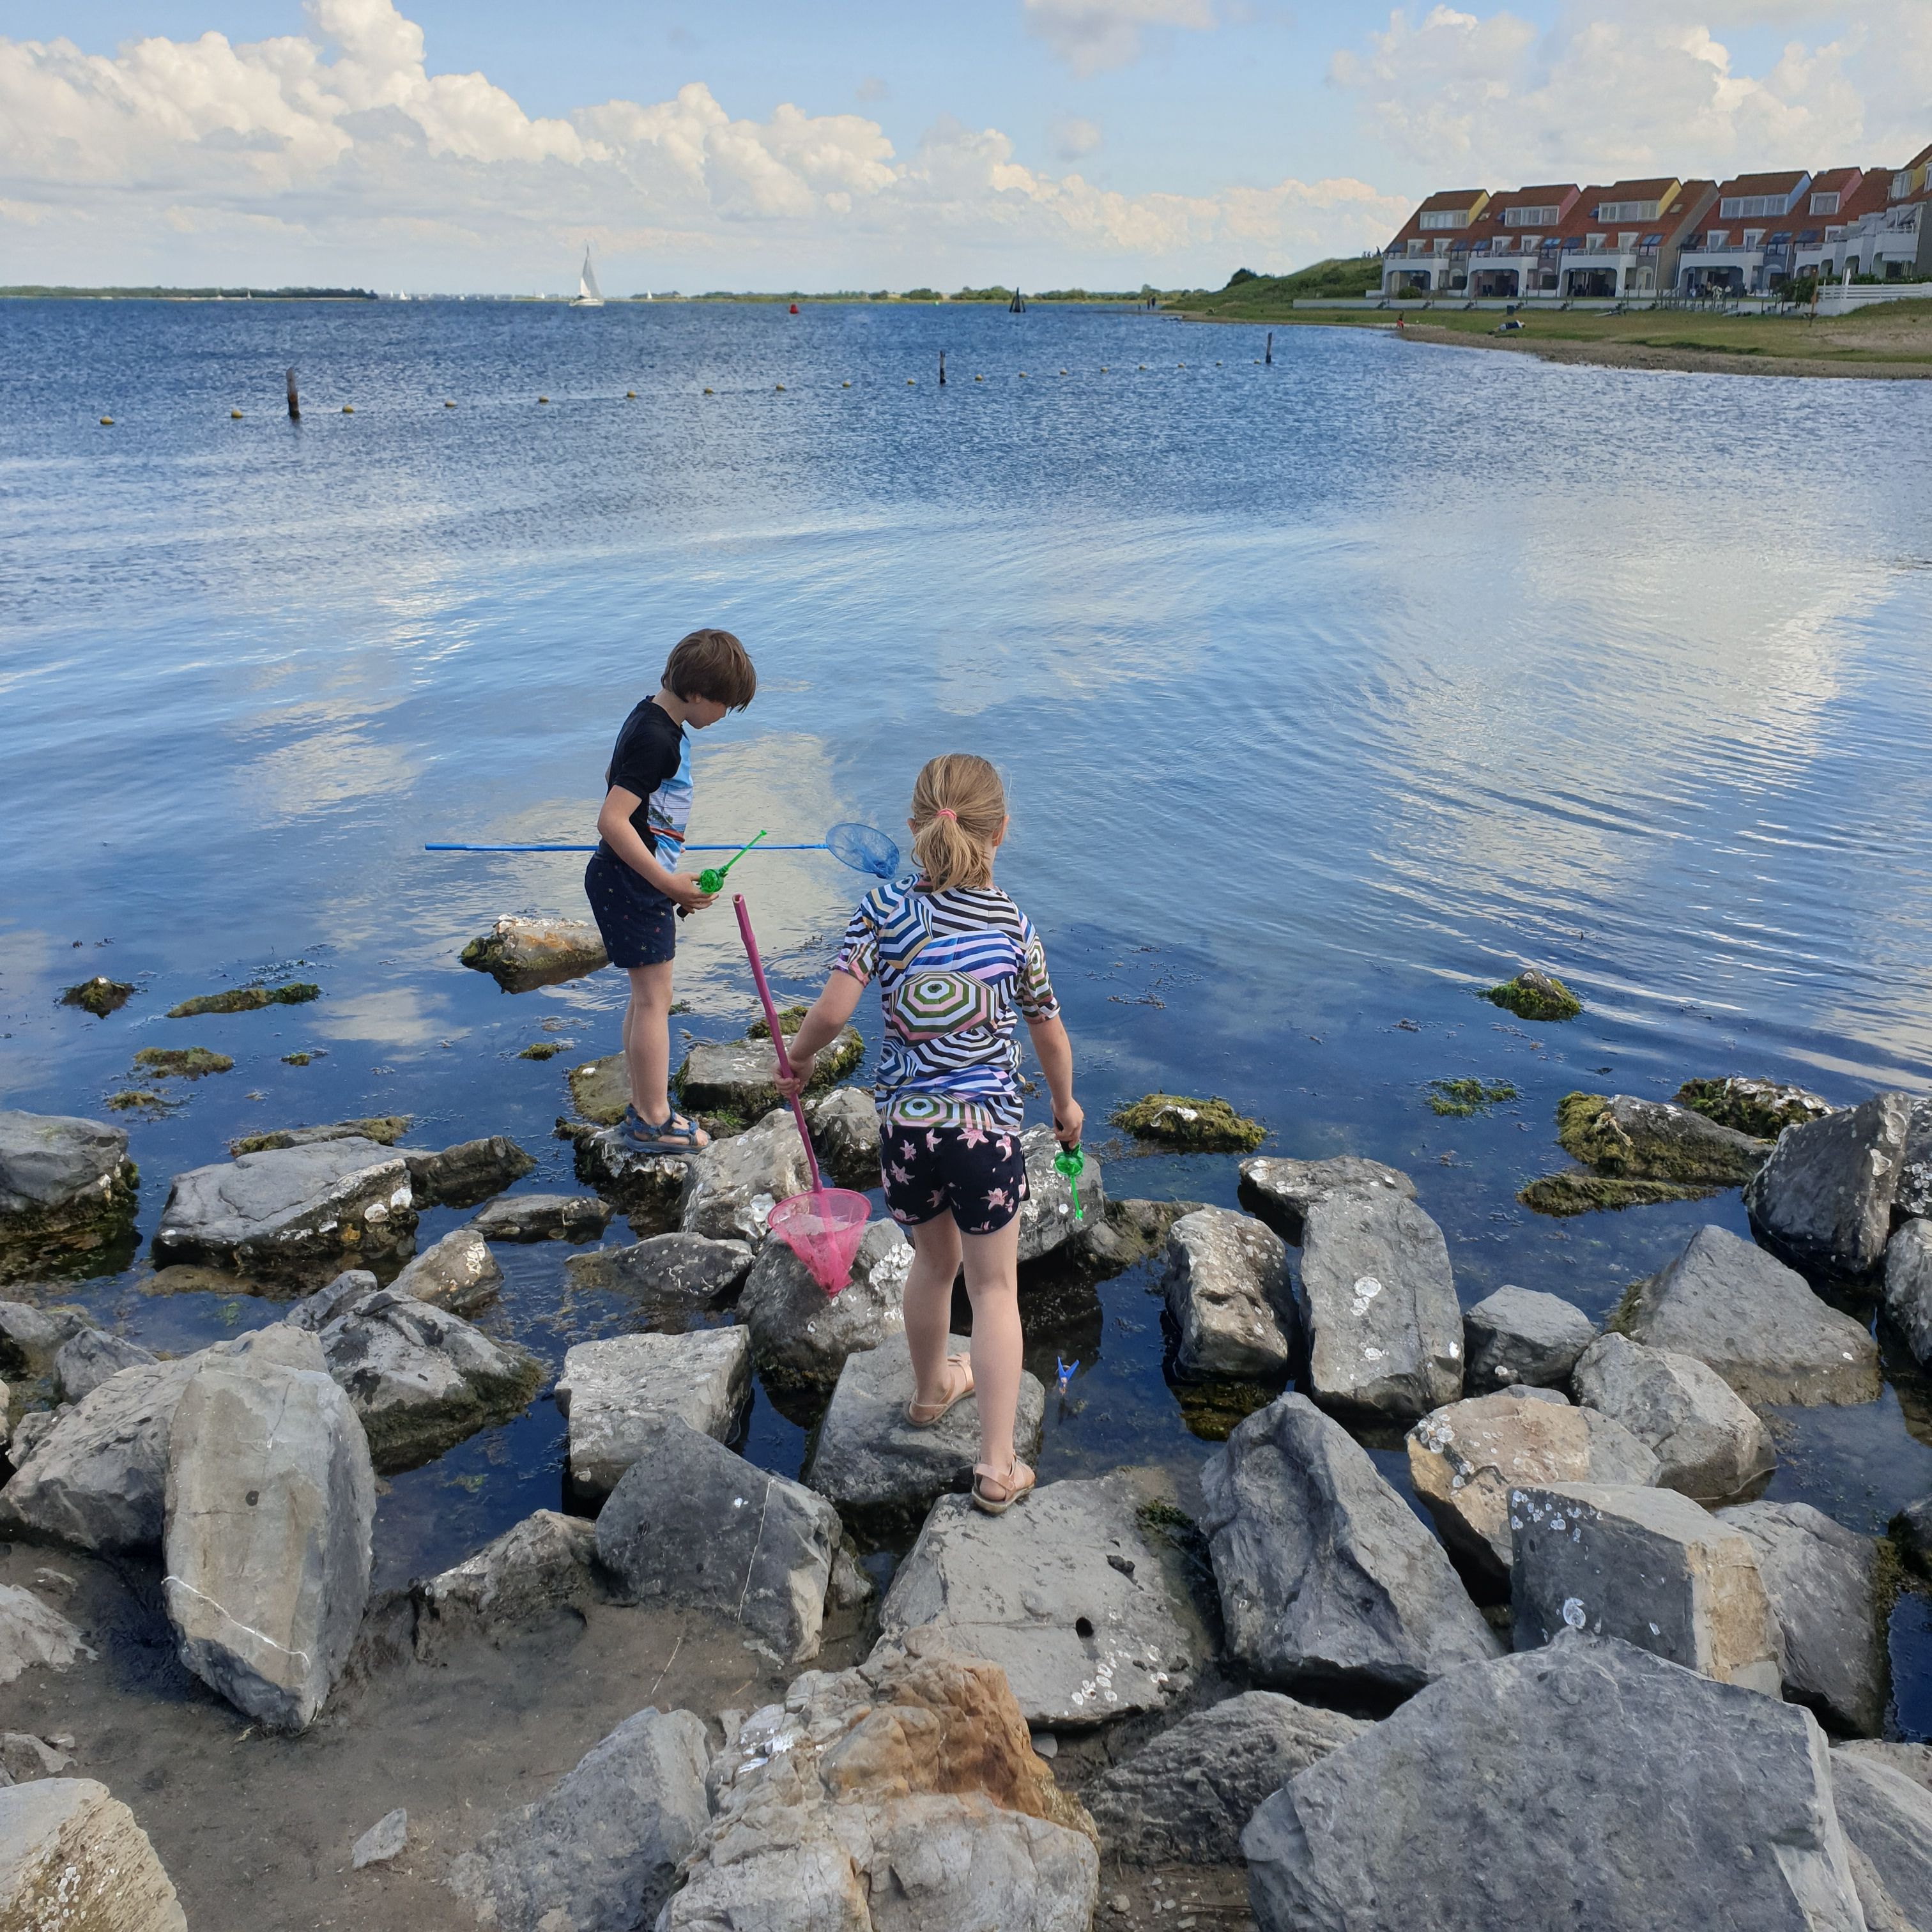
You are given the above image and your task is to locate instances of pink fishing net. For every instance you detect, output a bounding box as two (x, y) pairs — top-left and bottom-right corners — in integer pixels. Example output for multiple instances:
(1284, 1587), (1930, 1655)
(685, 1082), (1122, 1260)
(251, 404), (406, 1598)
(768, 1187), (871, 1294)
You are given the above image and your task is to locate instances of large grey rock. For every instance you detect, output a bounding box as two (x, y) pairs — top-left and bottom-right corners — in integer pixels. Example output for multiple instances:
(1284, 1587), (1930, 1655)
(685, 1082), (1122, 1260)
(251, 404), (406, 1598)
(571, 1128), (693, 1227)
(1463, 1285), (1595, 1390)
(1511, 1482), (1782, 1694)
(1830, 1749), (1932, 1932)
(678, 1107), (812, 1246)
(1882, 1216), (1932, 1365)
(1558, 1092), (1770, 1185)
(562, 1232), (754, 1330)
(678, 1023), (863, 1119)
(283, 1268), (376, 1332)
(738, 1218), (912, 1389)
(1839, 1740), (1932, 1796)
(802, 1332), (1045, 1529)
(162, 1325), (374, 1732)
(0, 1778), (187, 1931)
(1717, 1500), (1887, 1735)
(1087, 1690), (1367, 1865)
(1745, 1089), (1912, 1277)
(0, 1111), (137, 1252)
(318, 1290), (542, 1472)
(1199, 1394), (1499, 1698)
(402, 1134), (536, 1209)
(1571, 1332), (1775, 1501)
(0, 1355), (201, 1550)
(1623, 1223), (1880, 1406)
(0, 1301), (91, 1378)
(1015, 1124), (1105, 1266)
(53, 1329), (155, 1403)
(1236, 1154), (1415, 1245)
(1295, 1190), (1462, 1422)
(460, 912), (608, 990)
(1242, 1634), (1866, 1932)
(555, 1328), (751, 1501)
(388, 1224), (502, 1315)
(413, 1510), (604, 1660)
(153, 1138), (417, 1278)
(1677, 1075), (1837, 1140)
(1407, 1390), (1658, 1582)
(1159, 1208), (1294, 1380)
(1897, 1096), (1932, 1221)
(595, 1416), (838, 1664)
(450, 1706), (709, 1932)
(471, 1192), (610, 1243)
(0, 1582), (93, 1684)
(876, 1475), (1194, 1728)
(804, 1084), (882, 1189)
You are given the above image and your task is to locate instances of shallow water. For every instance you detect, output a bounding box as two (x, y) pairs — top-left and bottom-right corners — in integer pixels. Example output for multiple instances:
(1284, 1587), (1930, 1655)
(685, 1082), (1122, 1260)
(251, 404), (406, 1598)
(3, 297), (1930, 1728)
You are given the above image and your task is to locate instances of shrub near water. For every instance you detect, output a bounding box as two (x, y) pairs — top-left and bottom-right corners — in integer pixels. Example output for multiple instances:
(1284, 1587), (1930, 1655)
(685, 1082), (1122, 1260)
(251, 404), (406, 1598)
(1113, 1093), (1265, 1151)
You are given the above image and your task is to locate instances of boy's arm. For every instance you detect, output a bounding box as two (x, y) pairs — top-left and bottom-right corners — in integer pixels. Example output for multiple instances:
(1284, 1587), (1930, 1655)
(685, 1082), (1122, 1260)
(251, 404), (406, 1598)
(773, 971), (865, 1096)
(1024, 1012), (1083, 1147)
(597, 788), (713, 910)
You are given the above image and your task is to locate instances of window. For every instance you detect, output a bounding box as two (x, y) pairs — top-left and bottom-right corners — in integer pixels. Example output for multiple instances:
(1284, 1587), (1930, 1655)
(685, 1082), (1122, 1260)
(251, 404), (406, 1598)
(1587, 233), (1606, 251)
(1618, 232), (1638, 249)
(1721, 192), (1790, 218)
(1894, 172), (1913, 199)
(1595, 199), (1659, 221)
(1419, 210), (1467, 230)
(1705, 230), (1729, 249)
(1810, 191), (1840, 215)
(1744, 229), (1764, 248)
(1504, 204), (1561, 226)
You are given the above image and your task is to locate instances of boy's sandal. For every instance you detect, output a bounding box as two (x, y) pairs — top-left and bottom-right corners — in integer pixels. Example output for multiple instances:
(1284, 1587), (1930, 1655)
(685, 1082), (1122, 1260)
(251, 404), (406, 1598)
(623, 1110), (710, 1151)
(971, 1459), (1036, 1516)
(905, 1354), (975, 1428)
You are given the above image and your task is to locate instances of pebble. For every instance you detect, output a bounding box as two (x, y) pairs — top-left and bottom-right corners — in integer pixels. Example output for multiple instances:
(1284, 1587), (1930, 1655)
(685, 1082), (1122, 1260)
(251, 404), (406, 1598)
(1030, 1729), (1058, 1759)
(352, 1807), (408, 1869)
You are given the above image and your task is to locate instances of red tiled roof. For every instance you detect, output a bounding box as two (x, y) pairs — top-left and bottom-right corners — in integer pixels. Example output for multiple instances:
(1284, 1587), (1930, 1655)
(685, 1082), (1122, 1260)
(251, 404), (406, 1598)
(1713, 169), (1810, 198)
(1835, 169), (1896, 222)
(1907, 140), (1932, 171)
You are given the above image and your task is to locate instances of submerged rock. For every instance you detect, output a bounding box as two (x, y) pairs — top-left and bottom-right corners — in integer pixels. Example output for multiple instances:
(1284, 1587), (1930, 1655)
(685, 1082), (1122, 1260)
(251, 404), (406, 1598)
(131, 1046), (232, 1079)
(1481, 967), (1581, 1022)
(1571, 1333), (1775, 1501)
(738, 1218), (911, 1390)
(678, 1020), (863, 1119)
(1015, 1124), (1105, 1266)
(1113, 1092), (1265, 1152)
(1677, 1076), (1835, 1141)
(471, 1192), (610, 1243)
(0, 1112), (138, 1262)
(460, 914), (608, 991)
(401, 1134), (535, 1208)
(413, 1510), (604, 1660)
(1517, 1172), (1721, 1217)
(1077, 1195), (1204, 1276)
(54, 1330), (155, 1403)
(0, 1778), (188, 1931)
(1158, 1207), (1295, 1381)
(1556, 1091), (1770, 1186)
(566, 1054), (629, 1127)
(1882, 1217), (1932, 1365)
(229, 1116), (411, 1156)
(1237, 1155), (1414, 1245)
(388, 1225), (502, 1315)
(555, 1328), (751, 1500)
(60, 976), (135, 1016)
(561, 1232), (753, 1328)
(165, 981), (319, 1018)
(1744, 1089), (1912, 1278)
(0, 1582), (94, 1684)
(1462, 1285), (1595, 1390)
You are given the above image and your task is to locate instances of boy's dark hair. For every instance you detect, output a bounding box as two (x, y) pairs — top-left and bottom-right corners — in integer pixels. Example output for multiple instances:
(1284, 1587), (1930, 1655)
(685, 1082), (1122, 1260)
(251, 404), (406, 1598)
(664, 628), (756, 710)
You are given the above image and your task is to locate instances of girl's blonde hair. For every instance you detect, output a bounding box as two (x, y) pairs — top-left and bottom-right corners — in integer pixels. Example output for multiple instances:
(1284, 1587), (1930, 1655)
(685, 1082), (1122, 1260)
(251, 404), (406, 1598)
(909, 753), (1006, 891)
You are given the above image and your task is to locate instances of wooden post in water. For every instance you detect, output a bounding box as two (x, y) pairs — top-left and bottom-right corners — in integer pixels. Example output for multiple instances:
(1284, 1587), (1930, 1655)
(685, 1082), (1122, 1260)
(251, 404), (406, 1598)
(286, 367), (300, 420)
(939, 349), (946, 386)
(1265, 331), (1273, 365)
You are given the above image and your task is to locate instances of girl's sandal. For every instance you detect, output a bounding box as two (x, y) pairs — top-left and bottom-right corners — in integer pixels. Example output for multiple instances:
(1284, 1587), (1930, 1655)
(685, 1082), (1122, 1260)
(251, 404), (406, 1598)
(970, 1459), (1036, 1516)
(624, 1110), (710, 1151)
(905, 1354), (975, 1428)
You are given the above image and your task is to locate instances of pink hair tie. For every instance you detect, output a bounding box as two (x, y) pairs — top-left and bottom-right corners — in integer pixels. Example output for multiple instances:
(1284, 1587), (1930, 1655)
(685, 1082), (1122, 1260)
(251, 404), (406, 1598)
(934, 808), (956, 821)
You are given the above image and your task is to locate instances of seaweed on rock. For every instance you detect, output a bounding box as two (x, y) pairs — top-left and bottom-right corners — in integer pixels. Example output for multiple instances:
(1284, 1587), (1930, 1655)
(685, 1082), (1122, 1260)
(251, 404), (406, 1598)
(132, 1046), (233, 1079)
(1675, 1076), (1834, 1140)
(61, 976), (135, 1016)
(1427, 1079), (1517, 1117)
(1114, 1093), (1265, 1152)
(1481, 968), (1582, 1022)
(166, 981), (319, 1018)
(1518, 1172), (1720, 1217)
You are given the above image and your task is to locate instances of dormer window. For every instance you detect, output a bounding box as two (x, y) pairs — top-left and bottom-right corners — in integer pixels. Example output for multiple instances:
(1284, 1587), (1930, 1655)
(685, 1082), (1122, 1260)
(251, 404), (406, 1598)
(1595, 199), (1659, 221)
(1721, 192), (1792, 218)
(1744, 229), (1764, 248)
(1503, 204), (1562, 226)
(1706, 230), (1729, 249)
(1809, 191), (1840, 215)
(1419, 210), (1468, 230)
(1587, 233), (1606, 251)
(1894, 172), (1913, 199)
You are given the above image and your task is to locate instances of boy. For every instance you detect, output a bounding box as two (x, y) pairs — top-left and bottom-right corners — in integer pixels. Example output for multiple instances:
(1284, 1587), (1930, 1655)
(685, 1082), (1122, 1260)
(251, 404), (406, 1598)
(585, 627), (757, 1149)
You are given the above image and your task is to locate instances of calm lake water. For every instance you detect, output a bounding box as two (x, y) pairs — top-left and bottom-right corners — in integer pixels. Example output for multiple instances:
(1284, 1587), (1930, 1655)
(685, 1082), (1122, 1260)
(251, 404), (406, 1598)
(3, 297), (1930, 1732)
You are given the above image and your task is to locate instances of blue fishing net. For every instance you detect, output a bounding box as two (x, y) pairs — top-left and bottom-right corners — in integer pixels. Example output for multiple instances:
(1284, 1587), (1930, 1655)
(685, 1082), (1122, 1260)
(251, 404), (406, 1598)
(825, 822), (900, 879)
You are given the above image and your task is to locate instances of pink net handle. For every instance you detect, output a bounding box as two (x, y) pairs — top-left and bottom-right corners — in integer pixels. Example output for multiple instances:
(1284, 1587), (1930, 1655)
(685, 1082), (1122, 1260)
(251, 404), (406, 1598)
(733, 894), (825, 1195)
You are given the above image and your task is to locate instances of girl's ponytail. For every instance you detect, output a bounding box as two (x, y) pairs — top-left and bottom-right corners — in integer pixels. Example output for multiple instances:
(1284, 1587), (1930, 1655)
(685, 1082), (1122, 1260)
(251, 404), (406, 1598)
(909, 753), (1006, 891)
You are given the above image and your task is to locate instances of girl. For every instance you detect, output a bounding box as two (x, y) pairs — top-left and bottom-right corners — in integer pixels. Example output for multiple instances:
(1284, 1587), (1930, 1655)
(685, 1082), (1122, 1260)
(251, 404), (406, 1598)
(775, 753), (1082, 1514)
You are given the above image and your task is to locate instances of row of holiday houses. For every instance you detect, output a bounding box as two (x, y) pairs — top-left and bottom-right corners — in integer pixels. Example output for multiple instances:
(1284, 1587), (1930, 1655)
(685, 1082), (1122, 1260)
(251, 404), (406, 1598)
(1376, 142), (1932, 301)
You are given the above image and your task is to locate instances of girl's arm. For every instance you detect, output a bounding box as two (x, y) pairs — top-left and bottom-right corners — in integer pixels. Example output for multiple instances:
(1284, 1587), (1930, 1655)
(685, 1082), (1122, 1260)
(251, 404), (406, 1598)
(1025, 1013), (1084, 1147)
(773, 970), (865, 1097)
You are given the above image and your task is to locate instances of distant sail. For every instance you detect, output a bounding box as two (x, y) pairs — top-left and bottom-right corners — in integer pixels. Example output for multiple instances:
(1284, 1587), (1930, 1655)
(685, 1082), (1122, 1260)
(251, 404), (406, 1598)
(573, 249), (604, 308)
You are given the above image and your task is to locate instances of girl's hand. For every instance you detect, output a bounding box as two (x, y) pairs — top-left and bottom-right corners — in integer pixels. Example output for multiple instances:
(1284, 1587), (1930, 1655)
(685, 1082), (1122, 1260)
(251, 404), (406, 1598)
(1052, 1098), (1084, 1148)
(776, 1046), (818, 1100)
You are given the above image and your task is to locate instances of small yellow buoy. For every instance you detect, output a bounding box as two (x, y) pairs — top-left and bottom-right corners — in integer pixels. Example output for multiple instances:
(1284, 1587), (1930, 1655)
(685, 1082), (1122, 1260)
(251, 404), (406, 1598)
(231, 408), (243, 418)
(1138, 364), (1147, 371)
(1100, 366), (1107, 373)
(626, 390), (636, 399)
(842, 380), (851, 388)
(703, 387), (714, 395)
(100, 416), (114, 426)
(775, 384), (785, 392)
(1059, 368), (1067, 375)
(974, 374), (983, 382)
(342, 404), (354, 413)
(538, 395), (549, 404)
(445, 400), (456, 408)
(907, 378), (915, 385)
(1216, 360), (1222, 366)
(1177, 362), (1185, 369)
(1018, 371), (1027, 378)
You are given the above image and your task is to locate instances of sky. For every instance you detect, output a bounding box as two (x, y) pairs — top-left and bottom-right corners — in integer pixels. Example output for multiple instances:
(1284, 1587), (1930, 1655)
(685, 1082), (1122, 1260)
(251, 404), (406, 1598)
(1, 0), (1928, 292)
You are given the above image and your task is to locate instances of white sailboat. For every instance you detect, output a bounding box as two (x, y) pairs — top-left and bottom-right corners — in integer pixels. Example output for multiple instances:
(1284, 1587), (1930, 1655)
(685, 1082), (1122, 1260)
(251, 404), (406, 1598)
(572, 247), (604, 309)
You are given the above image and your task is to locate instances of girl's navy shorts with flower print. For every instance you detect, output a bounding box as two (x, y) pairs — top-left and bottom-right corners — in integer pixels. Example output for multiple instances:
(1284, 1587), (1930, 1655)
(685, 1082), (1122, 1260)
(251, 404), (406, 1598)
(584, 848), (677, 969)
(880, 1120), (1030, 1234)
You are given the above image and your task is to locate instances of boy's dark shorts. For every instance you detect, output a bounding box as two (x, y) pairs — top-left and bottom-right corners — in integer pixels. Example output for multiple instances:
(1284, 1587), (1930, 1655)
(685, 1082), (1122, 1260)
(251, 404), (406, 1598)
(585, 848), (676, 969)
(881, 1120), (1029, 1235)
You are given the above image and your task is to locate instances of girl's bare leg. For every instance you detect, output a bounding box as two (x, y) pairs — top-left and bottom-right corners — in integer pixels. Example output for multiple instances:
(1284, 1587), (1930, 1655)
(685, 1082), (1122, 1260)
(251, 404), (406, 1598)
(904, 1213), (963, 1409)
(960, 1214), (1025, 1481)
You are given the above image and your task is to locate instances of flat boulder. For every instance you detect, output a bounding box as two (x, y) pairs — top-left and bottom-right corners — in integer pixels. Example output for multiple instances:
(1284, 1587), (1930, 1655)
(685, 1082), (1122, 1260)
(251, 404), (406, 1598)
(0, 1778), (187, 1931)
(413, 1510), (604, 1661)
(400, 1133), (534, 1208)
(54, 1330), (155, 1403)
(1015, 1124), (1105, 1265)
(1744, 1089), (1912, 1278)
(227, 1117), (411, 1156)
(562, 1232), (753, 1331)
(0, 1112), (138, 1258)
(388, 1224), (502, 1314)
(153, 1138), (416, 1280)
(1622, 1223), (1880, 1406)
(1243, 1633), (1867, 1932)
(460, 914), (607, 992)
(1237, 1156), (1414, 1245)
(1830, 1748), (1932, 1932)
(0, 1581), (94, 1684)
(1882, 1217), (1932, 1366)
(1462, 1285), (1595, 1390)
(555, 1328), (751, 1501)
(679, 1107), (812, 1246)
(1296, 1189), (1463, 1422)
(1159, 1208), (1295, 1381)
(1199, 1393), (1499, 1698)
(801, 1332), (1046, 1530)
(738, 1218), (912, 1390)
(1087, 1690), (1367, 1866)
(470, 1192), (610, 1242)
(1407, 1390), (1658, 1583)
(1570, 1331), (1775, 1500)
(875, 1475), (1193, 1728)
(162, 1326), (374, 1732)
(678, 1022), (864, 1119)
(1717, 1500), (1887, 1736)
(1556, 1092), (1770, 1186)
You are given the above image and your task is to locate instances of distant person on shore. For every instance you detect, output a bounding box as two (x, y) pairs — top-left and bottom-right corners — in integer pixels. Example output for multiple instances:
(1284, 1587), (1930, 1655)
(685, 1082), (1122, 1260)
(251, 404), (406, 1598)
(776, 753), (1082, 1514)
(585, 627), (757, 1150)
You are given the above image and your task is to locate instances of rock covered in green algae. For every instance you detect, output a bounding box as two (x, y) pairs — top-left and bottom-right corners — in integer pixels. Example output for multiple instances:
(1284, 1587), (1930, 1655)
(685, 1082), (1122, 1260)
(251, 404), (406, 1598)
(105, 1089), (169, 1113)
(0, 1112), (139, 1262)
(60, 976), (135, 1017)
(461, 914), (608, 991)
(1676, 1077), (1834, 1141)
(1114, 1093), (1265, 1152)
(228, 1117), (410, 1156)
(746, 1003), (808, 1039)
(165, 981), (319, 1018)
(1556, 1092), (1768, 1185)
(676, 1021), (863, 1119)
(131, 1046), (233, 1080)
(1427, 1078), (1517, 1117)
(517, 1041), (564, 1060)
(1517, 1172), (1720, 1218)
(567, 1055), (631, 1126)
(1480, 967), (1582, 1022)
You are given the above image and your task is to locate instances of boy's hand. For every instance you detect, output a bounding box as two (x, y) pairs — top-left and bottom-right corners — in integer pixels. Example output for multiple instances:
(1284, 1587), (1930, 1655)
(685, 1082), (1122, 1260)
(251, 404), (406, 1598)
(1052, 1098), (1084, 1148)
(775, 1046), (818, 1101)
(666, 873), (717, 914)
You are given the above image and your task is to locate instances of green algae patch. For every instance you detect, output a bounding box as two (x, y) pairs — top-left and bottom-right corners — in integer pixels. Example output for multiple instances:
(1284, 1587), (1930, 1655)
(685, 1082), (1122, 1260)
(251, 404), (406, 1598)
(1675, 1076), (1833, 1140)
(228, 1116), (411, 1154)
(1173, 1378), (1282, 1441)
(61, 976), (135, 1016)
(1482, 969), (1582, 1022)
(133, 1046), (233, 1080)
(1518, 1171), (1721, 1218)
(1556, 1091), (1765, 1185)
(1113, 1093), (1265, 1152)
(167, 981), (320, 1018)
(1427, 1078), (1518, 1117)
(282, 1052), (312, 1066)
(569, 1054), (631, 1126)
(747, 1004), (809, 1039)
(518, 1041), (565, 1060)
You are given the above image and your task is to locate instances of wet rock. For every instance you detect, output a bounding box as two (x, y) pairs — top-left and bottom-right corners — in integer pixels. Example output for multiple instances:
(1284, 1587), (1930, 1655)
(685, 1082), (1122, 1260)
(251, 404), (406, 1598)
(1831, 1749), (1932, 1932)
(555, 1328), (751, 1500)
(1481, 967), (1581, 1021)
(1510, 1482), (1782, 1693)
(562, 1232), (754, 1325)
(471, 1192), (610, 1243)
(571, 1127), (693, 1227)
(678, 1021), (864, 1119)
(1296, 1188), (1462, 1422)
(388, 1225), (502, 1315)
(167, 980), (319, 1018)
(1570, 1333), (1775, 1501)
(567, 1054), (630, 1126)
(875, 1474), (1193, 1728)
(1463, 1285), (1595, 1390)
(680, 1107), (812, 1246)
(0, 1583), (94, 1684)
(1075, 1197), (1203, 1277)
(460, 913), (608, 992)
(450, 1706), (709, 1932)
(53, 1330), (156, 1403)
(1716, 1501), (1887, 1736)
(352, 1807), (407, 1869)
(1555, 1092), (1770, 1186)
(60, 975), (135, 1016)
(413, 1510), (604, 1660)
(1236, 1155), (1414, 1245)
(153, 1138), (417, 1280)
(229, 1116), (412, 1156)
(801, 1332), (1046, 1530)
(1087, 1690), (1367, 1865)
(1517, 1170), (1721, 1216)
(1113, 1092), (1265, 1152)
(1897, 1097), (1932, 1221)
(7, 1411), (56, 1468)
(162, 1326), (374, 1733)
(1243, 1632), (1866, 1932)
(1744, 1089), (1912, 1278)
(0, 1301), (92, 1379)
(284, 1268), (376, 1332)
(318, 1290), (542, 1473)
(1158, 1207), (1294, 1381)
(805, 1084), (883, 1189)
(401, 1134), (535, 1208)
(132, 1046), (232, 1080)
(0, 1778), (187, 1930)
(1899, 1495), (1932, 1575)
(594, 1416), (838, 1664)
(1621, 1223), (1880, 1406)
(1882, 1218), (1932, 1365)
(668, 1649), (1097, 1932)
(1016, 1124), (1105, 1266)
(1407, 1390), (1658, 1583)
(739, 1218), (911, 1390)
(1677, 1077), (1836, 1141)
(0, 1112), (138, 1259)
(1199, 1393), (1499, 1698)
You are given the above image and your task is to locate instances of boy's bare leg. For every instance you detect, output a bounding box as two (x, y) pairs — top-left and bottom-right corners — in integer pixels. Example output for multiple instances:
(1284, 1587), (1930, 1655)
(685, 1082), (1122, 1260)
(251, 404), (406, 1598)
(960, 1216), (1024, 1481)
(623, 962), (675, 1123)
(904, 1214), (963, 1408)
